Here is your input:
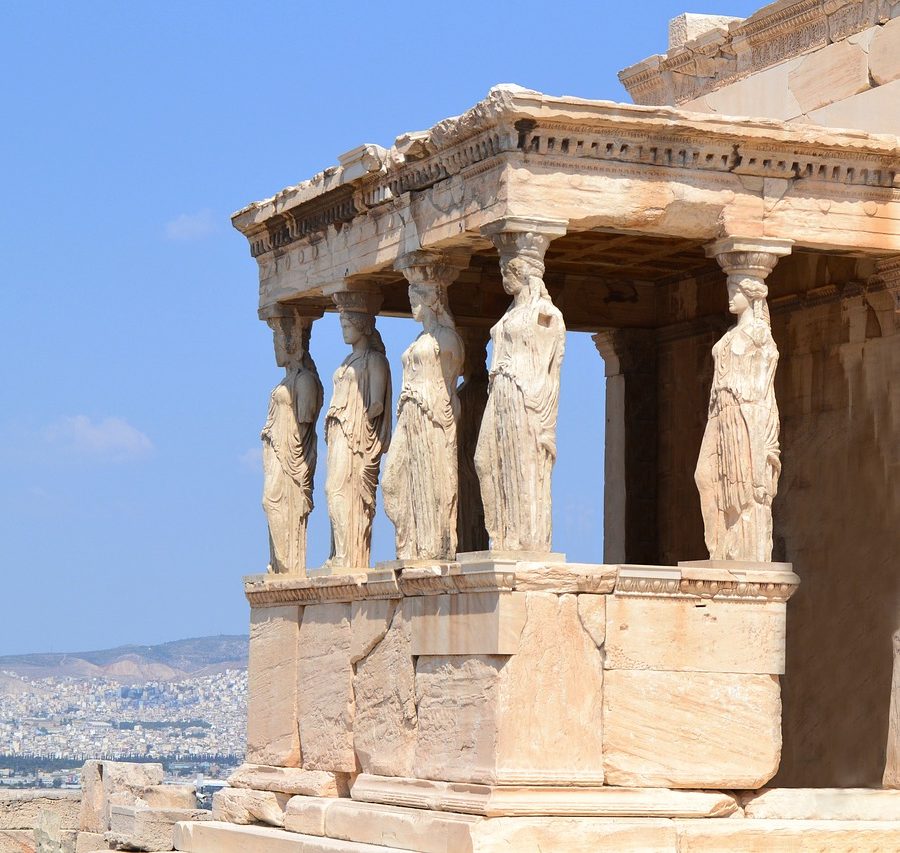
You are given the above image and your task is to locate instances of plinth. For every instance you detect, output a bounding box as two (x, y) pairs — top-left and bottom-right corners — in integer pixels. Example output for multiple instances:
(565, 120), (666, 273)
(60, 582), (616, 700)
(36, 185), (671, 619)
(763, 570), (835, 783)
(171, 556), (900, 851)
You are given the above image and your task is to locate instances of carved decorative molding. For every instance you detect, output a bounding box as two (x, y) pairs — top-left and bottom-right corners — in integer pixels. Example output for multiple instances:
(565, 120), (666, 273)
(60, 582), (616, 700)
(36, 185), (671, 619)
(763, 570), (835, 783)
(233, 88), (900, 261)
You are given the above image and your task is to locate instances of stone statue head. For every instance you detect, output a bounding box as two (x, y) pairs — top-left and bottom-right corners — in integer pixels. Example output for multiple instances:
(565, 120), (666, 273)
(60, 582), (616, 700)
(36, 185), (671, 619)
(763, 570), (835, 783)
(408, 282), (453, 330)
(339, 310), (373, 346)
(269, 312), (310, 368)
(502, 255), (548, 301)
(728, 275), (770, 324)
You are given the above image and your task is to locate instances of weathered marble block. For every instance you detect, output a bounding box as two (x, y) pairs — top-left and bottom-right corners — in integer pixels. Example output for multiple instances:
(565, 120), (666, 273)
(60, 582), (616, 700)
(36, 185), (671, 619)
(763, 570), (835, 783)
(242, 560), (796, 791)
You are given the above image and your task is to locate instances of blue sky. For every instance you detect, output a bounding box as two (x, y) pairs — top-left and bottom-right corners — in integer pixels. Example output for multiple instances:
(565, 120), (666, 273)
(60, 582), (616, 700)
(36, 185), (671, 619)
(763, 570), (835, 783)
(0, 1), (759, 654)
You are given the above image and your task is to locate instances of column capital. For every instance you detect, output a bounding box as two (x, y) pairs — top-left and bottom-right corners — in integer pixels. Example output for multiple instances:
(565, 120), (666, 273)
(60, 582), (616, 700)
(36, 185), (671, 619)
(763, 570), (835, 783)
(592, 328), (657, 378)
(395, 249), (470, 288)
(874, 256), (900, 313)
(705, 237), (793, 279)
(481, 216), (568, 266)
(326, 280), (383, 315)
(258, 301), (325, 324)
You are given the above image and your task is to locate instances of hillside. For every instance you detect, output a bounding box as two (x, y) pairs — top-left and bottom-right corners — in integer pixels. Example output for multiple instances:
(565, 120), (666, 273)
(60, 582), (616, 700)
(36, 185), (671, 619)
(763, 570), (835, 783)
(0, 635), (248, 683)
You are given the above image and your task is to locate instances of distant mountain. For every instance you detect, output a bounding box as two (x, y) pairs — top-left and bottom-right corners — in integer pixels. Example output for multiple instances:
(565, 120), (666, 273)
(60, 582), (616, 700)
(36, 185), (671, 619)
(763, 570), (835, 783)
(0, 635), (248, 683)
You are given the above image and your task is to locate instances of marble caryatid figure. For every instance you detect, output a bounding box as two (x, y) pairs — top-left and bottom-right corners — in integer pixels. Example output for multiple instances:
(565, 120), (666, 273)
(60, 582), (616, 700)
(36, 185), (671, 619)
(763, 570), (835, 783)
(324, 291), (392, 570)
(261, 309), (324, 575)
(383, 256), (464, 560)
(695, 240), (791, 562)
(476, 221), (567, 552)
(456, 327), (490, 553)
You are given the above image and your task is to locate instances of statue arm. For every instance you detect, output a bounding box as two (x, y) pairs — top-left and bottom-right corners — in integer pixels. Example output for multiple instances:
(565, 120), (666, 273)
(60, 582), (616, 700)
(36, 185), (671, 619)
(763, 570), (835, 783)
(293, 371), (323, 425)
(366, 354), (389, 420)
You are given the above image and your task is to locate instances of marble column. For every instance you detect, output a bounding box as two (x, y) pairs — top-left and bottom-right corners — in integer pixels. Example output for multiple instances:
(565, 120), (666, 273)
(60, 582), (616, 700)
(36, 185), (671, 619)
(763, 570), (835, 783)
(323, 285), (392, 571)
(476, 216), (568, 553)
(382, 251), (467, 561)
(885, 630), (900, 788)
(696, 237), (792, 562)
(260, 304), (324, 576)
(456, 325), (491, 553)
(592, 328), (658, 565)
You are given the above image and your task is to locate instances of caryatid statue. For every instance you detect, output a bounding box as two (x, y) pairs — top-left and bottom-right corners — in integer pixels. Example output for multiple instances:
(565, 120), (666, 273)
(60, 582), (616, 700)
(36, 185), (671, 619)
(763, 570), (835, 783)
(695, 238), (792, 562)
(475, 218), (568, 553)
(383, 252), (466, 561)
(324, 290), (392, 571)
(261, 307), (324, 575)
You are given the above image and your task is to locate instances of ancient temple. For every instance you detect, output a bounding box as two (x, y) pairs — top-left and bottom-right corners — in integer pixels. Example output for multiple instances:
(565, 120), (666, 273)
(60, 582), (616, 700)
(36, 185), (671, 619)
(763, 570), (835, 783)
(173, 2), (900, 850)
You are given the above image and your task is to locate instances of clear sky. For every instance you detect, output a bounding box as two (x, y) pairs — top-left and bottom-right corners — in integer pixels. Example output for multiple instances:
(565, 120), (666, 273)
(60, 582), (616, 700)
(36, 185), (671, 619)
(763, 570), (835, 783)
(0, 0), (760, 655)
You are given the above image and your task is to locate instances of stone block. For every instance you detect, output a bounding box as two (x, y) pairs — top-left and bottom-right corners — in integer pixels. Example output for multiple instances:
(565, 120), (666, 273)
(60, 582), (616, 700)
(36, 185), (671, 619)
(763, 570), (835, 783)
(78, 763), (165, 834)
(352, 604), (417, 777)
(349, 600), (395, 664)
(79, 762), (104, 833)
(173, 820), (397, 851)
(495, 593), (604, 785)
(248, 606), (302, 767)
(603, 670), (781, 788)
(789, 39), (871, 112)
(684, 59), (804, 121)
(106, 805), (207, 852)
(675, 818), (900, 851)
(0, 829), (37, 852)
(807, 79), (900, 135)
(473, 816), (677, 852)
(211, 789), (290, 828)
(668, 13), (741, 50)
(414, 654), (503, 784)
(130, 787), (197, 811)
(228, 764), (348, 798)
(605, 596), (785, 674)
(742, 787), (900, 820)
(73, 833), (108, 852)
(408, 591), (526, 655)
(350, 773), (740, 818)
(0, 792), (80, 830)
(282, 796), (330, 835)
(296, 602), (355, 773)
(869, 17), (900, 85)
(324, 800), (480, 853)
(576, 594), (605, 647)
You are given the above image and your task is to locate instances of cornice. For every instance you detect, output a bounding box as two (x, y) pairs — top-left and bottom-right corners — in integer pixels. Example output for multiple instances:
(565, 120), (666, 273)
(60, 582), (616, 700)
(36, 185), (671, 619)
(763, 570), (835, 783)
(232, 86), (900, 261)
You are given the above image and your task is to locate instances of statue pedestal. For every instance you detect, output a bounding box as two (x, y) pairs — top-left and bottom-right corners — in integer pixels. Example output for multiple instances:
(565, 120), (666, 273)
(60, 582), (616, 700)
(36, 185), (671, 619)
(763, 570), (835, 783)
(172, 559), (900, 850)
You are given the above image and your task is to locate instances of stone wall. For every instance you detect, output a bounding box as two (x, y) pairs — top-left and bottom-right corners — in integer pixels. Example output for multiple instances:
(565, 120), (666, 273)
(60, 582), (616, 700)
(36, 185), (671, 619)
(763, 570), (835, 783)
(655, 261), (900, 786)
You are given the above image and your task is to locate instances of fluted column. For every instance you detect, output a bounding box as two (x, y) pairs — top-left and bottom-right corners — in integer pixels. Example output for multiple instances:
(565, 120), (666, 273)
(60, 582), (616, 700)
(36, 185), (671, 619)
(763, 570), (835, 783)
(382, 251), (468, 561)
(696, 237), (792, 562)
(476, 216), (568, 552)
(456, 325), (491, 553)
(322, 284), (392, 571)
(592, 328), (658, 565)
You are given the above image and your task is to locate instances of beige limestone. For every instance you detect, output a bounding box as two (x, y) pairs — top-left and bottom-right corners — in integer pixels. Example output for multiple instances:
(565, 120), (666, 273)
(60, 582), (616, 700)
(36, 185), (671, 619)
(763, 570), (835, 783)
(352, 603), (417, 777)
(73, 832), (107, 852)
(128, 787), (197, 811)
(495, 593), (604, 785)
(807, 78), (900, 136)
(348, 599), (394, 664)
(282, 797), (330, 835)
(96, 764), (164, 835)
(323, 292), (391, 572)
(576, 593), (606, 646)
(675, 818), (900, 852)
(603, 670), (781, 788)
(884, 630), (900, 787)
(668, 14), (741, 50)
(0, 792), (80, 831)
(211, 789), (290, 828)
(383, 253), (465, 561)
(696, 240), (791, 563)
(228, 765), (348, 798)
(685, 59), (804, 121)
(869, 17), (900, 85)
(78, 762), (104, 833)
(604, 595), (786, 674)
(475, 218), (567, 553)
(350, 773), (739, 818)
(296, 602), (355, 772)
(414, 654), (503, 784)
(324, 800), (480, 853)
(743, 787), (900, 820)
(261, 308), (323, 576)
(788, 39), (870, 114)
(473, 816), (677, 852)
(174, 820), (397, 852)
(106, 804), (207, 852)
(408, 591), (526, 655)
(248, 606), (302, 767)
(0, 829), (37, 853)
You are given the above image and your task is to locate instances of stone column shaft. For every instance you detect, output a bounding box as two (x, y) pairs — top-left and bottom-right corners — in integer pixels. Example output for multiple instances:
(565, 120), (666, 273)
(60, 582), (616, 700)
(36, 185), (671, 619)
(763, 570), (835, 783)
(593, 328), (659, 565)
